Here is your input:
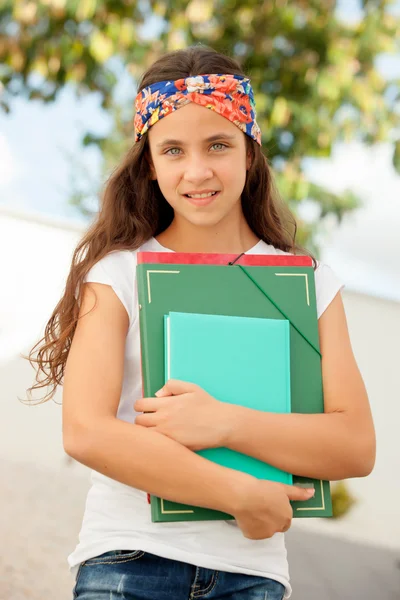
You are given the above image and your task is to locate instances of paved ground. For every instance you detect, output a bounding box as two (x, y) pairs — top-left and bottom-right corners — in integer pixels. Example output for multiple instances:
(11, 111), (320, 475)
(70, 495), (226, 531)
(286, 528), (400, 599)
(2, 458), (399, 599)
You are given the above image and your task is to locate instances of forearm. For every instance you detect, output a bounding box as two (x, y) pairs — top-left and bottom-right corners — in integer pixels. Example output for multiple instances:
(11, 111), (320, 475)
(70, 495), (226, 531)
(224, 407), (374, 481)
(65, 418), (248, 514)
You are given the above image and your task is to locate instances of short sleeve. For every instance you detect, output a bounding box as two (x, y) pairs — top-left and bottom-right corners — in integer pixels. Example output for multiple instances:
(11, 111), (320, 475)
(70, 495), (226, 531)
(77, 250), (137, 326)
(314, 261), (345, 319)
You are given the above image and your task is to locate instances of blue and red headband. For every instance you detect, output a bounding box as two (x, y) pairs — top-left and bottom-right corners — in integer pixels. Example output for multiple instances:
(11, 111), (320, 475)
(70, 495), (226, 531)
(134, 74), (262, 145)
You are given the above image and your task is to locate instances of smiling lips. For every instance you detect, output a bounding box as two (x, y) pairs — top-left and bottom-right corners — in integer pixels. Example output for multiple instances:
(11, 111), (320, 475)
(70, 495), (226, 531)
(184, 191), (220, 206)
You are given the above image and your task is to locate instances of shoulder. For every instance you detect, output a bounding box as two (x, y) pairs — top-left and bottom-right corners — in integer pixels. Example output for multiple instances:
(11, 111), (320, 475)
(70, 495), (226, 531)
(313, 260), (345, 319)
(86, 249), (137, 282)
(256, 241), (345, 319)
(80, 238), (167, 326)
(83, 249), (138, 327)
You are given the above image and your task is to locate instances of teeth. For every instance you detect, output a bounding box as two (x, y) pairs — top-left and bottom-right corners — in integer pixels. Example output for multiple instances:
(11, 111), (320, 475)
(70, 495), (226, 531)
(187, 192), (217, 199)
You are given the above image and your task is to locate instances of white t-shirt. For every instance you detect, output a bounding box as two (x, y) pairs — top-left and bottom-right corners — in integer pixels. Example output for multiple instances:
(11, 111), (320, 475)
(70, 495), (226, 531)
(67, 236), (344, 599)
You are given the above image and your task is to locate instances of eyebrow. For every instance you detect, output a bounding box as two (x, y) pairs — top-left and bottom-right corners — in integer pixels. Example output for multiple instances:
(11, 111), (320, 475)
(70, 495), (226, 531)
(156, 133), (237, 148)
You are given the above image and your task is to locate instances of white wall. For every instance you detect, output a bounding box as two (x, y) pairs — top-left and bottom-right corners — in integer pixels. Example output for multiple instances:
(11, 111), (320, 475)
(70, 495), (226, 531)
(294, 290), (400, 549)
(0, 210), (87, 476)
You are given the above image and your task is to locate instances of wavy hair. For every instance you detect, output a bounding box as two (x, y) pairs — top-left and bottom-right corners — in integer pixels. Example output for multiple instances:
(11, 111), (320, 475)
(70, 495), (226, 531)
(25, 44), (315, 404)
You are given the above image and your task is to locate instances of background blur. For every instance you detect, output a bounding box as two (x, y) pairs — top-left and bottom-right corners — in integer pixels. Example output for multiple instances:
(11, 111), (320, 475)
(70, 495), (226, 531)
(1, 1), (400, 598)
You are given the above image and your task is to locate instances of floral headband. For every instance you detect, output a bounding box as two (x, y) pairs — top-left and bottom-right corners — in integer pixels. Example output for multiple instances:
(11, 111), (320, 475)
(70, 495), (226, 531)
(134, 74), (262, 145)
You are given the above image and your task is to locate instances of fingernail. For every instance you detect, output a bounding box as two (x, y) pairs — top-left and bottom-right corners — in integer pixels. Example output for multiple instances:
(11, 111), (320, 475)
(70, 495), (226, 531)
(306, 489), (315, 497)
(155, 388), (165, 397)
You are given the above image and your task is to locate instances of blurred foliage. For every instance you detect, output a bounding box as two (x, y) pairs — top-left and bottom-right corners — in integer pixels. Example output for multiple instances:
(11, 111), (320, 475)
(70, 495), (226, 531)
(331, 480), (357, 518)
(1, 0), (400, 250)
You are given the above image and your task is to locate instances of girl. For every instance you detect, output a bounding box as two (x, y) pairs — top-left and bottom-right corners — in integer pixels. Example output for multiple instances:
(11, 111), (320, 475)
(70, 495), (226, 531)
(28, 45), (375, 600)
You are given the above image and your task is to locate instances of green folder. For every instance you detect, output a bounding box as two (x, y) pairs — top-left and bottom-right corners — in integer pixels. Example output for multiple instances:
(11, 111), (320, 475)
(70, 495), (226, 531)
(165, 311), (292, 487)
(137, 259), (332, 520)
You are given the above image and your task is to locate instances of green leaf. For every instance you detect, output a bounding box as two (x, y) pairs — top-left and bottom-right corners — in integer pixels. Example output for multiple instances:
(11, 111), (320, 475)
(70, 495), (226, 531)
(89, 30), (115, 63)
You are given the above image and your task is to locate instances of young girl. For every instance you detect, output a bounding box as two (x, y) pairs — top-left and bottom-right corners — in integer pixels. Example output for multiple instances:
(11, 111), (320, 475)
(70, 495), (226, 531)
(28, 45), (375, 600)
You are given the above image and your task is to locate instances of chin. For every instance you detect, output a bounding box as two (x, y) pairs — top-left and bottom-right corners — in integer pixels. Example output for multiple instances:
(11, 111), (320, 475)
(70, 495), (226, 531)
(183, 213), (228, 228)
(175, 204), (236, 226)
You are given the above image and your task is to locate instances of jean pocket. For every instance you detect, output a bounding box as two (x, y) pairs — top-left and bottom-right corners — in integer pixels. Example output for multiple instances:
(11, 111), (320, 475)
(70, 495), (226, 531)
(82, 549), (145, 566)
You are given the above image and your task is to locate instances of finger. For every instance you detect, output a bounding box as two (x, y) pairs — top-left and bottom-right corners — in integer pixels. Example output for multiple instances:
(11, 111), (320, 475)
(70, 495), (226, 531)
(135, 413), (158, 427)
(281, 522), (291, 533)
(281, 484), (315, 502)
(134, 397), (166, 412)
(156, 379), (198, 397)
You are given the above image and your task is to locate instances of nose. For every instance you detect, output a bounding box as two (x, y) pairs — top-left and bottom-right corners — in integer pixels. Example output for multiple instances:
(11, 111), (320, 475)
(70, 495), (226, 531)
(182, 155), (214, 184)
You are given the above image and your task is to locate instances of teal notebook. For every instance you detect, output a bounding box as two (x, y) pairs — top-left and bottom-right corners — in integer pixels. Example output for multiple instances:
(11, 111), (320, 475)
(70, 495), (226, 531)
(164, 311), (292, 486)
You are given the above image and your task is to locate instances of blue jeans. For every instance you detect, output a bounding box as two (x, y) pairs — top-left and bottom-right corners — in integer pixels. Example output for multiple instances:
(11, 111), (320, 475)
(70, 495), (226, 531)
(73, 550), (286, 600)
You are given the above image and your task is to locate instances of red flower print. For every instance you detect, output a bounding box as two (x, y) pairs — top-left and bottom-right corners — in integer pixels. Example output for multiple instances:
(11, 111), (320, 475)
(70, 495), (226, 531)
(174, 79), (187, 91)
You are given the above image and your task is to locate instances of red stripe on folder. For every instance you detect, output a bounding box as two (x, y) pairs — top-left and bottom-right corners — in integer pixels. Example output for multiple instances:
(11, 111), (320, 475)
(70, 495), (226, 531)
(137, 252), (312, 267)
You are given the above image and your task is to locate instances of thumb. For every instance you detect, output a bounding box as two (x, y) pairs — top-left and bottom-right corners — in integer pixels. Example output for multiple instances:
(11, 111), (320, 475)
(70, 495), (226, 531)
(155, 379), (197, 397)
(282, 484), (315, 502)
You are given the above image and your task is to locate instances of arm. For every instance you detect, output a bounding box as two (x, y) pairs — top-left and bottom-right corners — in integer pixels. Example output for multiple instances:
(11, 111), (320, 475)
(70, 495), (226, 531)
(63, 282), (314, 531)
(223, 292), (376, 481)
(63, 282), (242, 513)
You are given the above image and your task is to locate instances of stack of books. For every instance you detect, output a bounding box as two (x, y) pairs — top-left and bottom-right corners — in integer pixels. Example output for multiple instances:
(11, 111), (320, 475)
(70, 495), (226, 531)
(136, 251), (331, 521)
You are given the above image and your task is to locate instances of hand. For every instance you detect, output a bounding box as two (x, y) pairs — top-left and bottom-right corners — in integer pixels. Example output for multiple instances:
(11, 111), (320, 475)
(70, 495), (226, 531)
(230, 476), (315, 540)
(134, 380), (229, 451)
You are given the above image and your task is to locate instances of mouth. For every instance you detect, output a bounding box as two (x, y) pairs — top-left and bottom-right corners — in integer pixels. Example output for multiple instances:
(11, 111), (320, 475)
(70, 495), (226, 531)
(183, 191), (220, 206)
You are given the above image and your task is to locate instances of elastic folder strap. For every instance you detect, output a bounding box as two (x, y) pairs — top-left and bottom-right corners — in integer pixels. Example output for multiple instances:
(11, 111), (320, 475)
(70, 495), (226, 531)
(236, 264), (321, 358)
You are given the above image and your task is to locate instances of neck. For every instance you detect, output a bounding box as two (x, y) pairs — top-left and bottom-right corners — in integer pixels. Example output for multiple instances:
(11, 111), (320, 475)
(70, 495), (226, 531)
(156, 215), (260, 254)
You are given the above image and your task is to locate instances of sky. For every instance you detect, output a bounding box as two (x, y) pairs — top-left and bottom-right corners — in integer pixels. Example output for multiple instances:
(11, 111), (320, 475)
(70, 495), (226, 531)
(0, 2), (400, 302)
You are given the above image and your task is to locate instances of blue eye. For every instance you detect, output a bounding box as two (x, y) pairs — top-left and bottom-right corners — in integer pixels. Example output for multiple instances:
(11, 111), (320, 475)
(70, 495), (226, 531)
(164, 143), (228, 156)
(166, 148), (181, 155)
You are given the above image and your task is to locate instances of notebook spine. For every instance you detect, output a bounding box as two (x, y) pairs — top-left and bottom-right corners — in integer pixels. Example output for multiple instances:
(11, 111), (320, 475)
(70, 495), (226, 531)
(164, 315), (170, 385)
(136, 266), (152, 398)
(285, 321), (291, 414)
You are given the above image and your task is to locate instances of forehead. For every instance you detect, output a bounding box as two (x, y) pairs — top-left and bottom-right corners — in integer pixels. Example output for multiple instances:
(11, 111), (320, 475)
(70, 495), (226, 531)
(148, 102), (242, 145)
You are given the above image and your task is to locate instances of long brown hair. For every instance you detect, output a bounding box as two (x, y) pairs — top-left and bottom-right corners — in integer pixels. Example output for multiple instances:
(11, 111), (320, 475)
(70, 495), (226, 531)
(25, 44), (315, 404)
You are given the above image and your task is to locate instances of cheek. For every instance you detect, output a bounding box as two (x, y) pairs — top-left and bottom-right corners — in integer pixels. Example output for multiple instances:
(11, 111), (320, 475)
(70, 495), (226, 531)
(156, 162), (180, 186)
(222, 166), (247, 197)
(154, 169), (180, 202)
(219, 155), (247, 182)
